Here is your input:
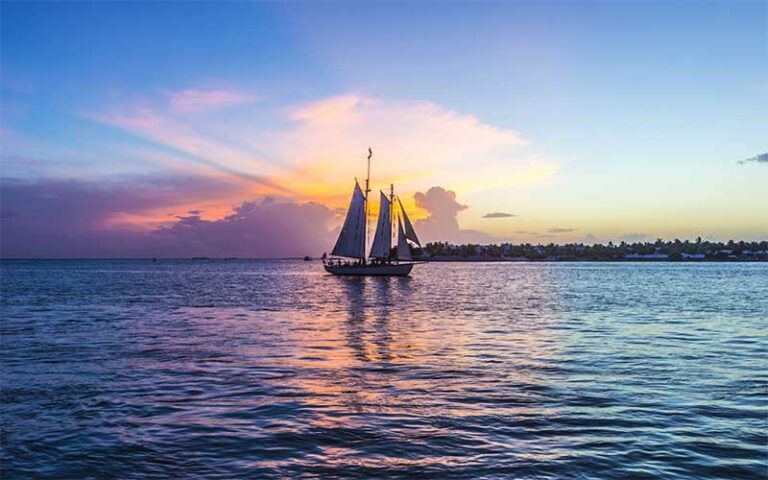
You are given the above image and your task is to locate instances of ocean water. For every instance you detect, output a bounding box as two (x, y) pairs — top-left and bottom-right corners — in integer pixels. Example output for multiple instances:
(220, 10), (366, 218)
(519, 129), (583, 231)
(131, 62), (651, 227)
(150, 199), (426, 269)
(1, 260), (766, 479)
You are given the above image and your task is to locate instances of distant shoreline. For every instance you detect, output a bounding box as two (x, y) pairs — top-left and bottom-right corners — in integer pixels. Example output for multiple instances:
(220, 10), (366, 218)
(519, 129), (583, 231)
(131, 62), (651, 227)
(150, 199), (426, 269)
(414, 239), (768, 263)
(1, 257), (766, 263)
(1, 239), (766, 262)
(420, 257), (767, 263)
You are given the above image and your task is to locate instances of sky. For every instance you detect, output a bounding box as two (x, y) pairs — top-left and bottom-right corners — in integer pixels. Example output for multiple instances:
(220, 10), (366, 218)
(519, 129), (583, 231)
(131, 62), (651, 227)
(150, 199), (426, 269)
(1, 1), (766, 258)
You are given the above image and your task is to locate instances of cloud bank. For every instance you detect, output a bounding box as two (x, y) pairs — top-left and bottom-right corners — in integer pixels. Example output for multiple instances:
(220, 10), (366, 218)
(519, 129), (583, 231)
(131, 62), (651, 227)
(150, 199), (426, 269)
(0, 176), (336, 258)
(152, 198), (336, 258)
(1, 176), (497, 257)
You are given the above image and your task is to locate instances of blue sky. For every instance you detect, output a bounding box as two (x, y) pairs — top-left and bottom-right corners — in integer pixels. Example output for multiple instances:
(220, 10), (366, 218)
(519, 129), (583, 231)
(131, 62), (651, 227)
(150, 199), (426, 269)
(1, 1), (766, 256)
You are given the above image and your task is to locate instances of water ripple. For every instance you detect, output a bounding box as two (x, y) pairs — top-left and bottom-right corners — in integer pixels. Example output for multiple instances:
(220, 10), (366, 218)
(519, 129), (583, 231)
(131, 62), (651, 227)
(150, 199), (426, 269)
(1, 260), (766, 479)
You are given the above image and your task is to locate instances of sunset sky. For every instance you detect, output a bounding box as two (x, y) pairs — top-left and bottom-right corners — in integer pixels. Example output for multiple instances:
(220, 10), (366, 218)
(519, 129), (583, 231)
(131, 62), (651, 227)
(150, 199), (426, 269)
(1, 2), (766, 257)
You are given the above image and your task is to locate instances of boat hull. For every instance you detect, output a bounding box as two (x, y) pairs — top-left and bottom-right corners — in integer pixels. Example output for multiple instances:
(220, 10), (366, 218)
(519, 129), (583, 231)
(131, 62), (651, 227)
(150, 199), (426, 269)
(324, 262), (414, 276)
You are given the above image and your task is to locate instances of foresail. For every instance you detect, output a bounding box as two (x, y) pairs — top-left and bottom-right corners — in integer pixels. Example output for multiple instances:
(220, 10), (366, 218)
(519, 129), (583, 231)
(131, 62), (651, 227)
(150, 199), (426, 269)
(397, 197), (421, 246)
(369, 191), (392, 259)
(331, 182), (366, 258)
(396, 219), (412, 260)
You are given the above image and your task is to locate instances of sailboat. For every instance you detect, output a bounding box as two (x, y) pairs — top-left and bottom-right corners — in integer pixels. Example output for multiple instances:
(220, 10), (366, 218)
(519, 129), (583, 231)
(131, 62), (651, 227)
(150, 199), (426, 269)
(323, 149), (421, 276)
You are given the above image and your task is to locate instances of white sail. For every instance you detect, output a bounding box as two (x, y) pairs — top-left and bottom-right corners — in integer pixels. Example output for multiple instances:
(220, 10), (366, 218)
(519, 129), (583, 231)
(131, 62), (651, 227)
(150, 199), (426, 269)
(331, 181), (366, 259)
(369, 191), (392, 259)
(396, 218), (412, 260)
(397, 197), (421, 246)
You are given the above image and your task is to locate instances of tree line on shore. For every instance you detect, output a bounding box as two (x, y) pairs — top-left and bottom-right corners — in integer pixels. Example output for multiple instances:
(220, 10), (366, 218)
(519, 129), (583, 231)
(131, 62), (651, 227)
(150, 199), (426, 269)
(411, 238), (768, 261)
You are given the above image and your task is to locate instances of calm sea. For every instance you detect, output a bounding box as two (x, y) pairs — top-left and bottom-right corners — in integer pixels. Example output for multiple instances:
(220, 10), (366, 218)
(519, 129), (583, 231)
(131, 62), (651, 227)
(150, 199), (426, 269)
(1, 260), (766, 479)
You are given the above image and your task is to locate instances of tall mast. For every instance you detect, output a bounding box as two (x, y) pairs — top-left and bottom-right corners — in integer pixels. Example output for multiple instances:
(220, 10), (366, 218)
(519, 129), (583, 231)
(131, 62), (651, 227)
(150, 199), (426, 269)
(390, 184), (394, 259)
(364, 148), (372, 262)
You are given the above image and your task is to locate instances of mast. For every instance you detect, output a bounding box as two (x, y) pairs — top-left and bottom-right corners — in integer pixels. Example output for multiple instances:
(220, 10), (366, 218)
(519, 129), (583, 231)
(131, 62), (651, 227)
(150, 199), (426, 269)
(365, 148), (372, 263)
(390, 183), (394, 260)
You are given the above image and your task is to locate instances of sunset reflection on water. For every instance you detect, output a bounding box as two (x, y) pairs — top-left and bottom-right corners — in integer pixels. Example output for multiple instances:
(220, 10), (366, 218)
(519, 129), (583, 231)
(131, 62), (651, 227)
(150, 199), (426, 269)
(2, 260), (765, 479)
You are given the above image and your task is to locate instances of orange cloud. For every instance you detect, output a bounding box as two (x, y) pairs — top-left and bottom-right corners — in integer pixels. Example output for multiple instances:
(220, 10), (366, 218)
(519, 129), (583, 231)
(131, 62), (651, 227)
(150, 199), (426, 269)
(270, 94), (556, 204)
(92, 91), (558, 233)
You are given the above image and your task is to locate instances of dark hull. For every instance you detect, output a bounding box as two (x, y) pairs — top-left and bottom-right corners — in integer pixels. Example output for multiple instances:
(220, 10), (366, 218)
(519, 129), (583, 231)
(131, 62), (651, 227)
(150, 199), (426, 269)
(323, 262), (414, 276)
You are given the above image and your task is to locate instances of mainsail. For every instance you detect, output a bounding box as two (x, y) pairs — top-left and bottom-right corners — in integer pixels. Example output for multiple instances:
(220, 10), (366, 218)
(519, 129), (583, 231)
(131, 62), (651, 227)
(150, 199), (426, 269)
(331, 181), (367, 259)
(397, 197), (421, 246)
(369, 191), (392, 259)
(396, 218), (412, 260)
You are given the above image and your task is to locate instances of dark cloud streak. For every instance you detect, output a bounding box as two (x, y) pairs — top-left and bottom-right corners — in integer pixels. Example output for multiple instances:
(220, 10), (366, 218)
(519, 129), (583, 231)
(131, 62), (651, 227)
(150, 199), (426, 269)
(737, 153), (768, 165)
(483, 212), (517, 219)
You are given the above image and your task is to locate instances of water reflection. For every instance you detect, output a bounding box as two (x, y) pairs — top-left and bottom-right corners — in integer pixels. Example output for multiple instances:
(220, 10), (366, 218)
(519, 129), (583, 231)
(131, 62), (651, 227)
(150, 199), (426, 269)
(370, 278), (394, 362)
(338, 276), (414, 364)
(3, 261), (765, 479)
(339, 277), (368, 363)
(326, 276), (418, 415)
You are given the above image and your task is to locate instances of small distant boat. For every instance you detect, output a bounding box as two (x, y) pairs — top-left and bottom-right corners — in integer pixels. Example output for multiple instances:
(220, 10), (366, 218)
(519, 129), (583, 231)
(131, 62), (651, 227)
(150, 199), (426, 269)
(323, 149), (421, 276)
(303, 256), (313, 261)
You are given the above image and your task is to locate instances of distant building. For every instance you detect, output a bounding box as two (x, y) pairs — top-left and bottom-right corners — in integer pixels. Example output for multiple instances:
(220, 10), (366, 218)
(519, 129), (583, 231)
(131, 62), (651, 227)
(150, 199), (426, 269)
(681, 253), (705, 260)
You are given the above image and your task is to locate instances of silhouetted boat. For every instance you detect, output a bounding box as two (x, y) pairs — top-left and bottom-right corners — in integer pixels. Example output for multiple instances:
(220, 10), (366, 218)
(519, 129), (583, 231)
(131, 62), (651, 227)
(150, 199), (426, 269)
(303, 256), (312, 261)
(323, 149), (421, 276)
